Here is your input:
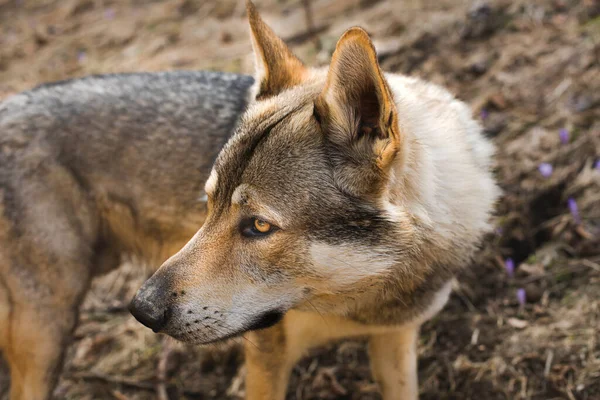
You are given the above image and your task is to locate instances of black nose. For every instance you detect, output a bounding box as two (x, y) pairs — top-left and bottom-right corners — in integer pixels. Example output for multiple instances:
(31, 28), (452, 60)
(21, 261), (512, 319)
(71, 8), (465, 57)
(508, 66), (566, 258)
(129, 295), (170, 332)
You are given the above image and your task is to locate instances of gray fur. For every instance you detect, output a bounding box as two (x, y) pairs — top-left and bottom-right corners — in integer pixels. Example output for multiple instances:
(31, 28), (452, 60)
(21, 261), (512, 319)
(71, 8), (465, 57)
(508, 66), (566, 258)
(0, 71), (253, 399)
(1, 71), (252, 222)
(1, 71), (253, 258)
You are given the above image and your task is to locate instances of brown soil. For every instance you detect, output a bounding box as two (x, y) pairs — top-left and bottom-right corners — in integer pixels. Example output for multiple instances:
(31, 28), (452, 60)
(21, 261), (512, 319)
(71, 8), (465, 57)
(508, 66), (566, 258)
(1, 0), (599, 399)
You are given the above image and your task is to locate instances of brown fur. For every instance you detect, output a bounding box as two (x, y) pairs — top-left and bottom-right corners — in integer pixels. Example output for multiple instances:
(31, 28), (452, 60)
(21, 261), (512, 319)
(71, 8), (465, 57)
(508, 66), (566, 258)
(130, 2), (499, 399)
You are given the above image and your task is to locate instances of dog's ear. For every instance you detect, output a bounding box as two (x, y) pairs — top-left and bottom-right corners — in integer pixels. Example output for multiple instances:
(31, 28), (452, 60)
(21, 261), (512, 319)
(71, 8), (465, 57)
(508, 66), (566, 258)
(246, 0), (307, 100)
(315, 27), (401, 196)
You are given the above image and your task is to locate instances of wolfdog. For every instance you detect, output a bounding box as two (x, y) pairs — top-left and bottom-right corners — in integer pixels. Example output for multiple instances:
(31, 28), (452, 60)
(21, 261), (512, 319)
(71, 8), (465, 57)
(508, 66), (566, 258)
(130, 1), (499, 399)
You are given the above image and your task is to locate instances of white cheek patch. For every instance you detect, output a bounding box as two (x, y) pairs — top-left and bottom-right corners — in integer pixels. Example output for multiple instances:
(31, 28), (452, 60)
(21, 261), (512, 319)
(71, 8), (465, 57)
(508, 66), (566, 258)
(309, 242), (395, 287)
(204, 169), (219, 197)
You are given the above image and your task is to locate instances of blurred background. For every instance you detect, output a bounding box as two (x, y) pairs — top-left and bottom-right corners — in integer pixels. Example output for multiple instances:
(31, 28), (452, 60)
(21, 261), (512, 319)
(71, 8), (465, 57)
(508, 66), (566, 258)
(0, 0), (599, 399)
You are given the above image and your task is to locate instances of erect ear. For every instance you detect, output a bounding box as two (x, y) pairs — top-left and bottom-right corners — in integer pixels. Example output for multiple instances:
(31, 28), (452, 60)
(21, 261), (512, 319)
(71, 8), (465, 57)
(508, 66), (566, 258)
(315, 27), (401, 179)
(246, 0), (307, 100)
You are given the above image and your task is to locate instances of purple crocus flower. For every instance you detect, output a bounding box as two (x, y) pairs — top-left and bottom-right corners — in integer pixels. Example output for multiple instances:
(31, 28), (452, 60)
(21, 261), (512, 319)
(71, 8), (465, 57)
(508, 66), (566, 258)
(538, 163), (553, 177)
(480, 109), (489, 120)
(516, 288), (526, 306)
(595, 159), (600, 170)
(568, 197), (581, 224)
(104, 8), (115, 19)
(505, 258), (515, 278)
(77, 51), (86, 63)
(559, 128), (569, 144)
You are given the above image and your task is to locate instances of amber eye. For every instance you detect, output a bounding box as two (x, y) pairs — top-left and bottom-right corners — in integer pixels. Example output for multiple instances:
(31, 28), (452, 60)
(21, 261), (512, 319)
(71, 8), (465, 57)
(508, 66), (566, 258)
(240, 217), (277, 238)
(254, 219), (271, 233)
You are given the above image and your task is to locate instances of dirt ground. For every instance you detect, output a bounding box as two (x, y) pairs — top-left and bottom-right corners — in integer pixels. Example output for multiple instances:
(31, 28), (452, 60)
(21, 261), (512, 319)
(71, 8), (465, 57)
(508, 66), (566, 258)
(1, 0), (599, 399)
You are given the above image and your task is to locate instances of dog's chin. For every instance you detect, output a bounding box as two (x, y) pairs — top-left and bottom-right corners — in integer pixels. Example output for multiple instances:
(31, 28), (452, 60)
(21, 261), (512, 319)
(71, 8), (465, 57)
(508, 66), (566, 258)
(246, 309), (285, 331)
(169, 309), (286, 345)
(174, 330), (245, 346)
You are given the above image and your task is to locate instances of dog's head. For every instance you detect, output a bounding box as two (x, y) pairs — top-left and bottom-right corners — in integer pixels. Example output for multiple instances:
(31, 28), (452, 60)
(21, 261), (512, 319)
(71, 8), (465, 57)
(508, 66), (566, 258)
(130, 1), (422, 344)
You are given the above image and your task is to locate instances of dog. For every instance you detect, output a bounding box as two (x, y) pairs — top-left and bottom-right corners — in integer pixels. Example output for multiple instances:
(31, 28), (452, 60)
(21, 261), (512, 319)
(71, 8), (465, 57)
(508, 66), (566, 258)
(130, 1), (500, 399)
(0, 70), (254, 399)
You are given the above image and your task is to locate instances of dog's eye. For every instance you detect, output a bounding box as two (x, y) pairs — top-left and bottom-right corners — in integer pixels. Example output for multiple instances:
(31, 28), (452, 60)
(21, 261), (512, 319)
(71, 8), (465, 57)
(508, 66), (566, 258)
(241, 217), (277, 238)
(254, 219), (271, 233)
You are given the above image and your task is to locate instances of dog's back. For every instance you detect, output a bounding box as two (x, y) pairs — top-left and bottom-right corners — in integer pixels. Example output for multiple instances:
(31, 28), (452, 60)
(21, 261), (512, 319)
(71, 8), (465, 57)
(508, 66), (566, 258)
(0, 71), (253, 399)
(1, 71), (254, 264)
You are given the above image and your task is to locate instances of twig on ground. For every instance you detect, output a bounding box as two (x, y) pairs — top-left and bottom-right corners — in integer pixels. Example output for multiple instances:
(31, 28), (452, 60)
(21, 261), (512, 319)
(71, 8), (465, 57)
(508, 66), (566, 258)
(156, 337), (173, 400)
(544, 350), (554, 378)
(111, 390), (131, 400)
(65, 371), (156, 392)
(65, 371), (205, 397)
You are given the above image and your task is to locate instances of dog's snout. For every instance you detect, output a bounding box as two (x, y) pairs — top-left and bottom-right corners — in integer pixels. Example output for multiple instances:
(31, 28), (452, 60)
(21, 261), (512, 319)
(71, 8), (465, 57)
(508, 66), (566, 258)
(129, 293), (171, 333)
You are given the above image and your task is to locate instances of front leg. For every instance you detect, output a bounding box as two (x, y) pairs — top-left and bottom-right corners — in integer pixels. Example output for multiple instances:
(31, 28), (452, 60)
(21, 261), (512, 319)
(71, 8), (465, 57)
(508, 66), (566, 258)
(368, 324), (420, 400)
(243, 310), (382, 399)
(244, 323), (293, 400)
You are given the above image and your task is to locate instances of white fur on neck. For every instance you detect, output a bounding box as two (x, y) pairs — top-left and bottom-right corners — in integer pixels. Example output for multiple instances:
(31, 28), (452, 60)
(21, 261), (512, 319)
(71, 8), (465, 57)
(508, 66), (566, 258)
(382, 73), (500, 244)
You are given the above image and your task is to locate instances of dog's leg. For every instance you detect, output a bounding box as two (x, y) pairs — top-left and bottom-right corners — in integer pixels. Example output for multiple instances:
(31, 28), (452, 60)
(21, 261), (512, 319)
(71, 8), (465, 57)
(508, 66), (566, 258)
(244, 323), (292, 400)
(243, 310), (325, 400)
(0, 275), (10, 398)
(2, 255), (92, 400)
(4, 303), (81, 400)
(368, 324), (420, 400)
(0, 163), (99, 400)
(244, 310), (379, 400)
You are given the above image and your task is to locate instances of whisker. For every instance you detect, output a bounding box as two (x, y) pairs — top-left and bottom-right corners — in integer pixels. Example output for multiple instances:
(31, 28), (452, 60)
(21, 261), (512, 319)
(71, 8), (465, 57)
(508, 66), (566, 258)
(306, 298), (329, 329)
